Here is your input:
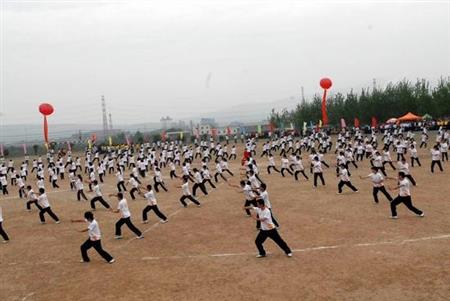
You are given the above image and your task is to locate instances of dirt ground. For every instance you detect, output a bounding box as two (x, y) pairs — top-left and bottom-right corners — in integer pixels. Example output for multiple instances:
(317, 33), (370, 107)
(0, 137), (449, 301)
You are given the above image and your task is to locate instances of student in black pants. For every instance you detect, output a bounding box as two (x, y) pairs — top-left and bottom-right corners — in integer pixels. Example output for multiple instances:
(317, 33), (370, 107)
(90, 181), (111, 210)
(141, 185), (168, 224)
(0, 205), (10, 243)
(388, 172), (424, 219)
(244, 200), (292, 258)
(111, 193), (143, 239)
(179, 177), (201, 207)
(25, 186), (42, 211)
(37, 188), (60, 224)
(360, 167), (393, 204)
(336, 164), (358, 194)
(72, 211), (115, 264)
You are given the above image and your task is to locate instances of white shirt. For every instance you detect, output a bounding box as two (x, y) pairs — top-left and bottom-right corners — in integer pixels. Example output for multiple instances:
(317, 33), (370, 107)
(259, 191), (272, 209)
(431, 149), (441, 161)
(144, 190), (157, 206)
(312, 161), (323, 173)
(339, 168), (350, 182)
(93, 184), (102, 197)
(118, 198), (131, 218)
(369, 172), (384, 187)
(398, 178), (411, 196)
(37, 193), (50, 208)
(181, 182), (191, 196)
(88, 219), (101, 241)
(252, 207), (275, 230)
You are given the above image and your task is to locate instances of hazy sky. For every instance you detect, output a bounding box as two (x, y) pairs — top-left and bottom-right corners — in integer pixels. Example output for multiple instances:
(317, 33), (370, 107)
(1, 0), (449, 125)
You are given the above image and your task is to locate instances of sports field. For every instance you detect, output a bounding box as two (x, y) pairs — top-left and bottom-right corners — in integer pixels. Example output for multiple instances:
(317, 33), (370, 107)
(0, 138), (449, 301)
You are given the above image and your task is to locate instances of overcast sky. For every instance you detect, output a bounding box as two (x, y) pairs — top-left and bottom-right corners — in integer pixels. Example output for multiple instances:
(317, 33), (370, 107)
(1, 0), (449, 125)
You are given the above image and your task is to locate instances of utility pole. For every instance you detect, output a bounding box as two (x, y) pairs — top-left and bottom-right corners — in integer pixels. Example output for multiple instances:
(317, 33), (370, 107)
(301, 86), (306, 105)
(109, 113), (113, 131)
(101, 95), (108, 138)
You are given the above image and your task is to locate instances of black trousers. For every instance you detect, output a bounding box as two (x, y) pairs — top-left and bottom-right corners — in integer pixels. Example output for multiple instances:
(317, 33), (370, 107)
(294, 170), (309, 181)
(2, 185), (8, 195)
(77, 190), (88, 201)
(214, 172), (227, 182)
(179, 195), (200, 206)
(244, 199), (257, 216)
(229, 154), (237, 160)
(170, 170), (178, 179)
(117, 181), (127, 192)
(372, 186), (393, 203)
(255, 229), (291, 256)
(52, 180), (59, 188)
(338, 180), (358, 193)
(313, 173), (325, 186)
(431, 160), (443, 173)
(142, 205), (167, 221)
(411, 157), (421, 167)
(26, 200), (42, 210)
(383, 161), (396, 170)
(91, 196), (110, 209)
(442, 152), (448, 161)
(130, 187), (138, 200)
(405, 174), (416, 186)
(39, 207), (59, 223)
(154, 181), (168, 193)
(281, 168), (293, 177)
(0, 221), (9, 241)
(390, 195), (422, 217)
(203, 179), (216, 189)
(267, 166), (280, 174)
(81, 239), (113, 262)
(223, 169), (234, 176)
(193, 183), (208, 196)
(115, 217), (142, 237)
(139, 169), (146, 178)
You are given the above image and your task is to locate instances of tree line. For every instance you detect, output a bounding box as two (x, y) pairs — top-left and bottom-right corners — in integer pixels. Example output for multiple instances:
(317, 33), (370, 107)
(269, 78), (450, 129)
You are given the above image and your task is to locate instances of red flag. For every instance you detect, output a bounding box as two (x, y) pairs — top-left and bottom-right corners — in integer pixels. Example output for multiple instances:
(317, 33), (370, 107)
(321, 90), (329, 126)
(354, 118), (360, 128)
(371, 116), (377, 128)
(161, 131), (166, 142)
(91, 133), (97, 143)
(226, 127), (231, 135)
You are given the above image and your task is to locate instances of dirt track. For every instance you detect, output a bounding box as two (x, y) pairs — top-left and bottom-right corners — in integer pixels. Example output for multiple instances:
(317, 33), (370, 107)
(1, 139), (449, 301)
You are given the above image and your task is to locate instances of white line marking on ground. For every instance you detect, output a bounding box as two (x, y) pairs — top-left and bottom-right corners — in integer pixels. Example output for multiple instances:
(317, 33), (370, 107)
(21, 292), (35, 301)
(140, 234), (450, 261)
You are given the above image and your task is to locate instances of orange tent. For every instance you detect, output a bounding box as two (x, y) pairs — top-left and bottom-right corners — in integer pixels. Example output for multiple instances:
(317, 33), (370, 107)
(397, 112), (422, 122)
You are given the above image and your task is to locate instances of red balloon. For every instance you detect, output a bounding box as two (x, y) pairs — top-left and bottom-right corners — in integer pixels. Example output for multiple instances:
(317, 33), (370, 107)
(320, 78), (332, 90)
(39, 103), (54, 116)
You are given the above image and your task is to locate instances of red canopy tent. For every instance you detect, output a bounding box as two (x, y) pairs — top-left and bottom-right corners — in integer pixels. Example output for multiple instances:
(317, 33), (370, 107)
(397, 112), (423, 122)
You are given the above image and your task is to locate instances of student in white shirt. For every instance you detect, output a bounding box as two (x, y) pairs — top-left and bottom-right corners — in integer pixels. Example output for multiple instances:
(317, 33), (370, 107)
(280, 154), (293, 177)
(141, 185), (168, 224)
(398, 158), (416, 186)
(409, 145), (421, 167)
(213, 160), (227, 183)
(111, 192), (143, 239)
(257, 184), (279, 228)
(293, 155), (309, 181)
(201, 166), (216, 189)
(336, 164), (358, 194)
(90, 180), (111, 210)
(0, 175), (8, 195)
(312, 157), (325, 187)
(153, 168), (168, 193)
(360, 167), (393, 204)
(388, 172), (424, 219)
(37, 188), (60, 224)
(116, 171), (127, 192)
(126, 174), (141, 200)
(179, 176), (201, 207)
(25, 186), (42, 211)
(75, 175), (88, 201)
(192, 168), (208, 197)
(0, 205), (10, 242)
(72, 211), (115, 263)
(430, 145), (443, 173)
(267, 153), (281, 174)
(244, 199), (292, 258)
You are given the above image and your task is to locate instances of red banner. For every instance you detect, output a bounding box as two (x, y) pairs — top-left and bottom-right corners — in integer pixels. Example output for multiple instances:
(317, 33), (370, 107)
(371, 116), (377, 128)
(354, 118), (360, 128)
(322, 90), (328, 126)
